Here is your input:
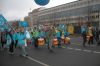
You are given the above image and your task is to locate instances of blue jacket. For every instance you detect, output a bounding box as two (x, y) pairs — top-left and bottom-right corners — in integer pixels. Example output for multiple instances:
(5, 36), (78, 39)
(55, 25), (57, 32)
(55, 31), (61, 38)
(6, 34), (11, 46)
(64, 31), (69, 37)
(17, 32), (26, 46)
(39, 31), (46, 38)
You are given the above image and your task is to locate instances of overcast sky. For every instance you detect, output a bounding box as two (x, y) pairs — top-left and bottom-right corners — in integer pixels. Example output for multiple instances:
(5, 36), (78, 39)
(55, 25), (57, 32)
(0, 0), (77, 21)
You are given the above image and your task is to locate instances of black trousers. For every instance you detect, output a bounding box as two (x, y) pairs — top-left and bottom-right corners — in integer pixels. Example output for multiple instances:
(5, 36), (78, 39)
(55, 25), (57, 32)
(82, 35), (87, 46)
(88, 36), (93, 44)
(34, 38), (38, 48)
(1, 41), (6, 48)
(9, 41), (14, 53)
(15, 40), (18, 48)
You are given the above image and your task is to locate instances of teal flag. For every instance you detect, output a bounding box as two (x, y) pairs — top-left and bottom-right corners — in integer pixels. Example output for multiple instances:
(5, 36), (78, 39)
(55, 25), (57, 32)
(19, 21), (28, 27)
(0, 14), (8, 31)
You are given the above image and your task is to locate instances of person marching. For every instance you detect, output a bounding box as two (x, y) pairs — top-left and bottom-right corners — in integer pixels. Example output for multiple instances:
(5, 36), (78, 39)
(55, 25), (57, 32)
(87, 26), (94, 45)
(8, 30), (15, 55)
(63, 29), (70, 45)
(32, 27), (40, 48)
(93, 27), (99, 45)
(55, 28), (62, 48)
(17, 28), (28, 56)
(0, 31), (1, 50)
(1, 31), (7, 50)
(14, 29), (19, 48)
(46, 26), (55, 51)
(81, 26), (88, 47)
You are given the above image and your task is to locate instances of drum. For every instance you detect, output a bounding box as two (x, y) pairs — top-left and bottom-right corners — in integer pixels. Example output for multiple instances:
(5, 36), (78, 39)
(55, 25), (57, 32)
(38, 38), (45, 46)
(64, 37), (70, 44)
(53, 38), (58, 45)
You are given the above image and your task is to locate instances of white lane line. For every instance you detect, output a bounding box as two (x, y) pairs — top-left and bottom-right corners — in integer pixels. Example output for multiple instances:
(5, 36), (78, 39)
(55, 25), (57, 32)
(67, 47), (74, 50)
(83, 50), (92, 53)
(74, 48), (82, 51)
(93, 51), (100, 54)
(71, 43), (81, 46)
(66, 47), (100, 54)
(26, 56), (50, 66)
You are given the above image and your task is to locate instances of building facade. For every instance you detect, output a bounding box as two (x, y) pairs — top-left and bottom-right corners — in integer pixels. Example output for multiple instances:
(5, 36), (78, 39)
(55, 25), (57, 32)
(28, 8), (45, 26)
(28, 0), (100, 32)
(37, 0), (100, 27)
(24, 16), (31, 27)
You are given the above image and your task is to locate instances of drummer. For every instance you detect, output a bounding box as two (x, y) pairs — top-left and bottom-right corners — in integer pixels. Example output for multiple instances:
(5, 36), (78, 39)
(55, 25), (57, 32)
(45, 25), (55, 51)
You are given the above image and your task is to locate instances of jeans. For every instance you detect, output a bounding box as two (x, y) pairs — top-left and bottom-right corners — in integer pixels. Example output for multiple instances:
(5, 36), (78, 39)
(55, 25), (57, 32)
(20, 46), (27, 55)
(47, 39), (53, 49)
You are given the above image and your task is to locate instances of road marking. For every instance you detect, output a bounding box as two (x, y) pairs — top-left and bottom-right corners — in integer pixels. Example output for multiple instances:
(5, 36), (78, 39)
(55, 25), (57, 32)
(74, 48), (82, 51)
(83, 50), (92, 52)
(71, 43), (97, 47)
(26, 56), (50, 66)
(67, 47), (100, 54)
(93, 51), (100, 54)
(67, 47), (74, 50)
(71, 43), (81, 46)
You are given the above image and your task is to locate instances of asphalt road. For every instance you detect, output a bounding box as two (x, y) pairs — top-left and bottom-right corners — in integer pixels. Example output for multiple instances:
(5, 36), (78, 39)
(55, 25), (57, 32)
(0, 36), (100, 66)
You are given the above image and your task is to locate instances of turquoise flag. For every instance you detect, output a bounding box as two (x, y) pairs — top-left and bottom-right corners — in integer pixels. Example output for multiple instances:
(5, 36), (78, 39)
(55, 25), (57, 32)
(0, 15), (7, 25)
(0, 14), (8, 30)
(19, 21), (28, 27)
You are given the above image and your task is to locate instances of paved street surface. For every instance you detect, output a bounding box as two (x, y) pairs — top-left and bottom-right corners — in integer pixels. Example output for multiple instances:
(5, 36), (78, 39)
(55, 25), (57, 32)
(0, 36), (100, 66)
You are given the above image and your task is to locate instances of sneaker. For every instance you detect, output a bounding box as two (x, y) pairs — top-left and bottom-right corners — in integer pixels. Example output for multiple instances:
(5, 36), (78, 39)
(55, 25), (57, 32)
(19, 54), (28, 57)
(26, 54), (28, 56)
(8, 52), (14, 55)
(49, 49), (54, 52)
(62, 46), (66, 48)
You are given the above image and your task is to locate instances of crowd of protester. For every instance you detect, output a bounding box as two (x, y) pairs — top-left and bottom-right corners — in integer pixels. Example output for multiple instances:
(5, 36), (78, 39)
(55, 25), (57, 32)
(0, 24), (99, 56)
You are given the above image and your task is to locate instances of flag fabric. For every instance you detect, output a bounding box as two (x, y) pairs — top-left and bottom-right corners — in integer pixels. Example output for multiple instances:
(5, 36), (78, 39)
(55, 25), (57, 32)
(0, 15), (8, 31)
(0, 15), (7, 26)
(19, 21), (28, 27)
